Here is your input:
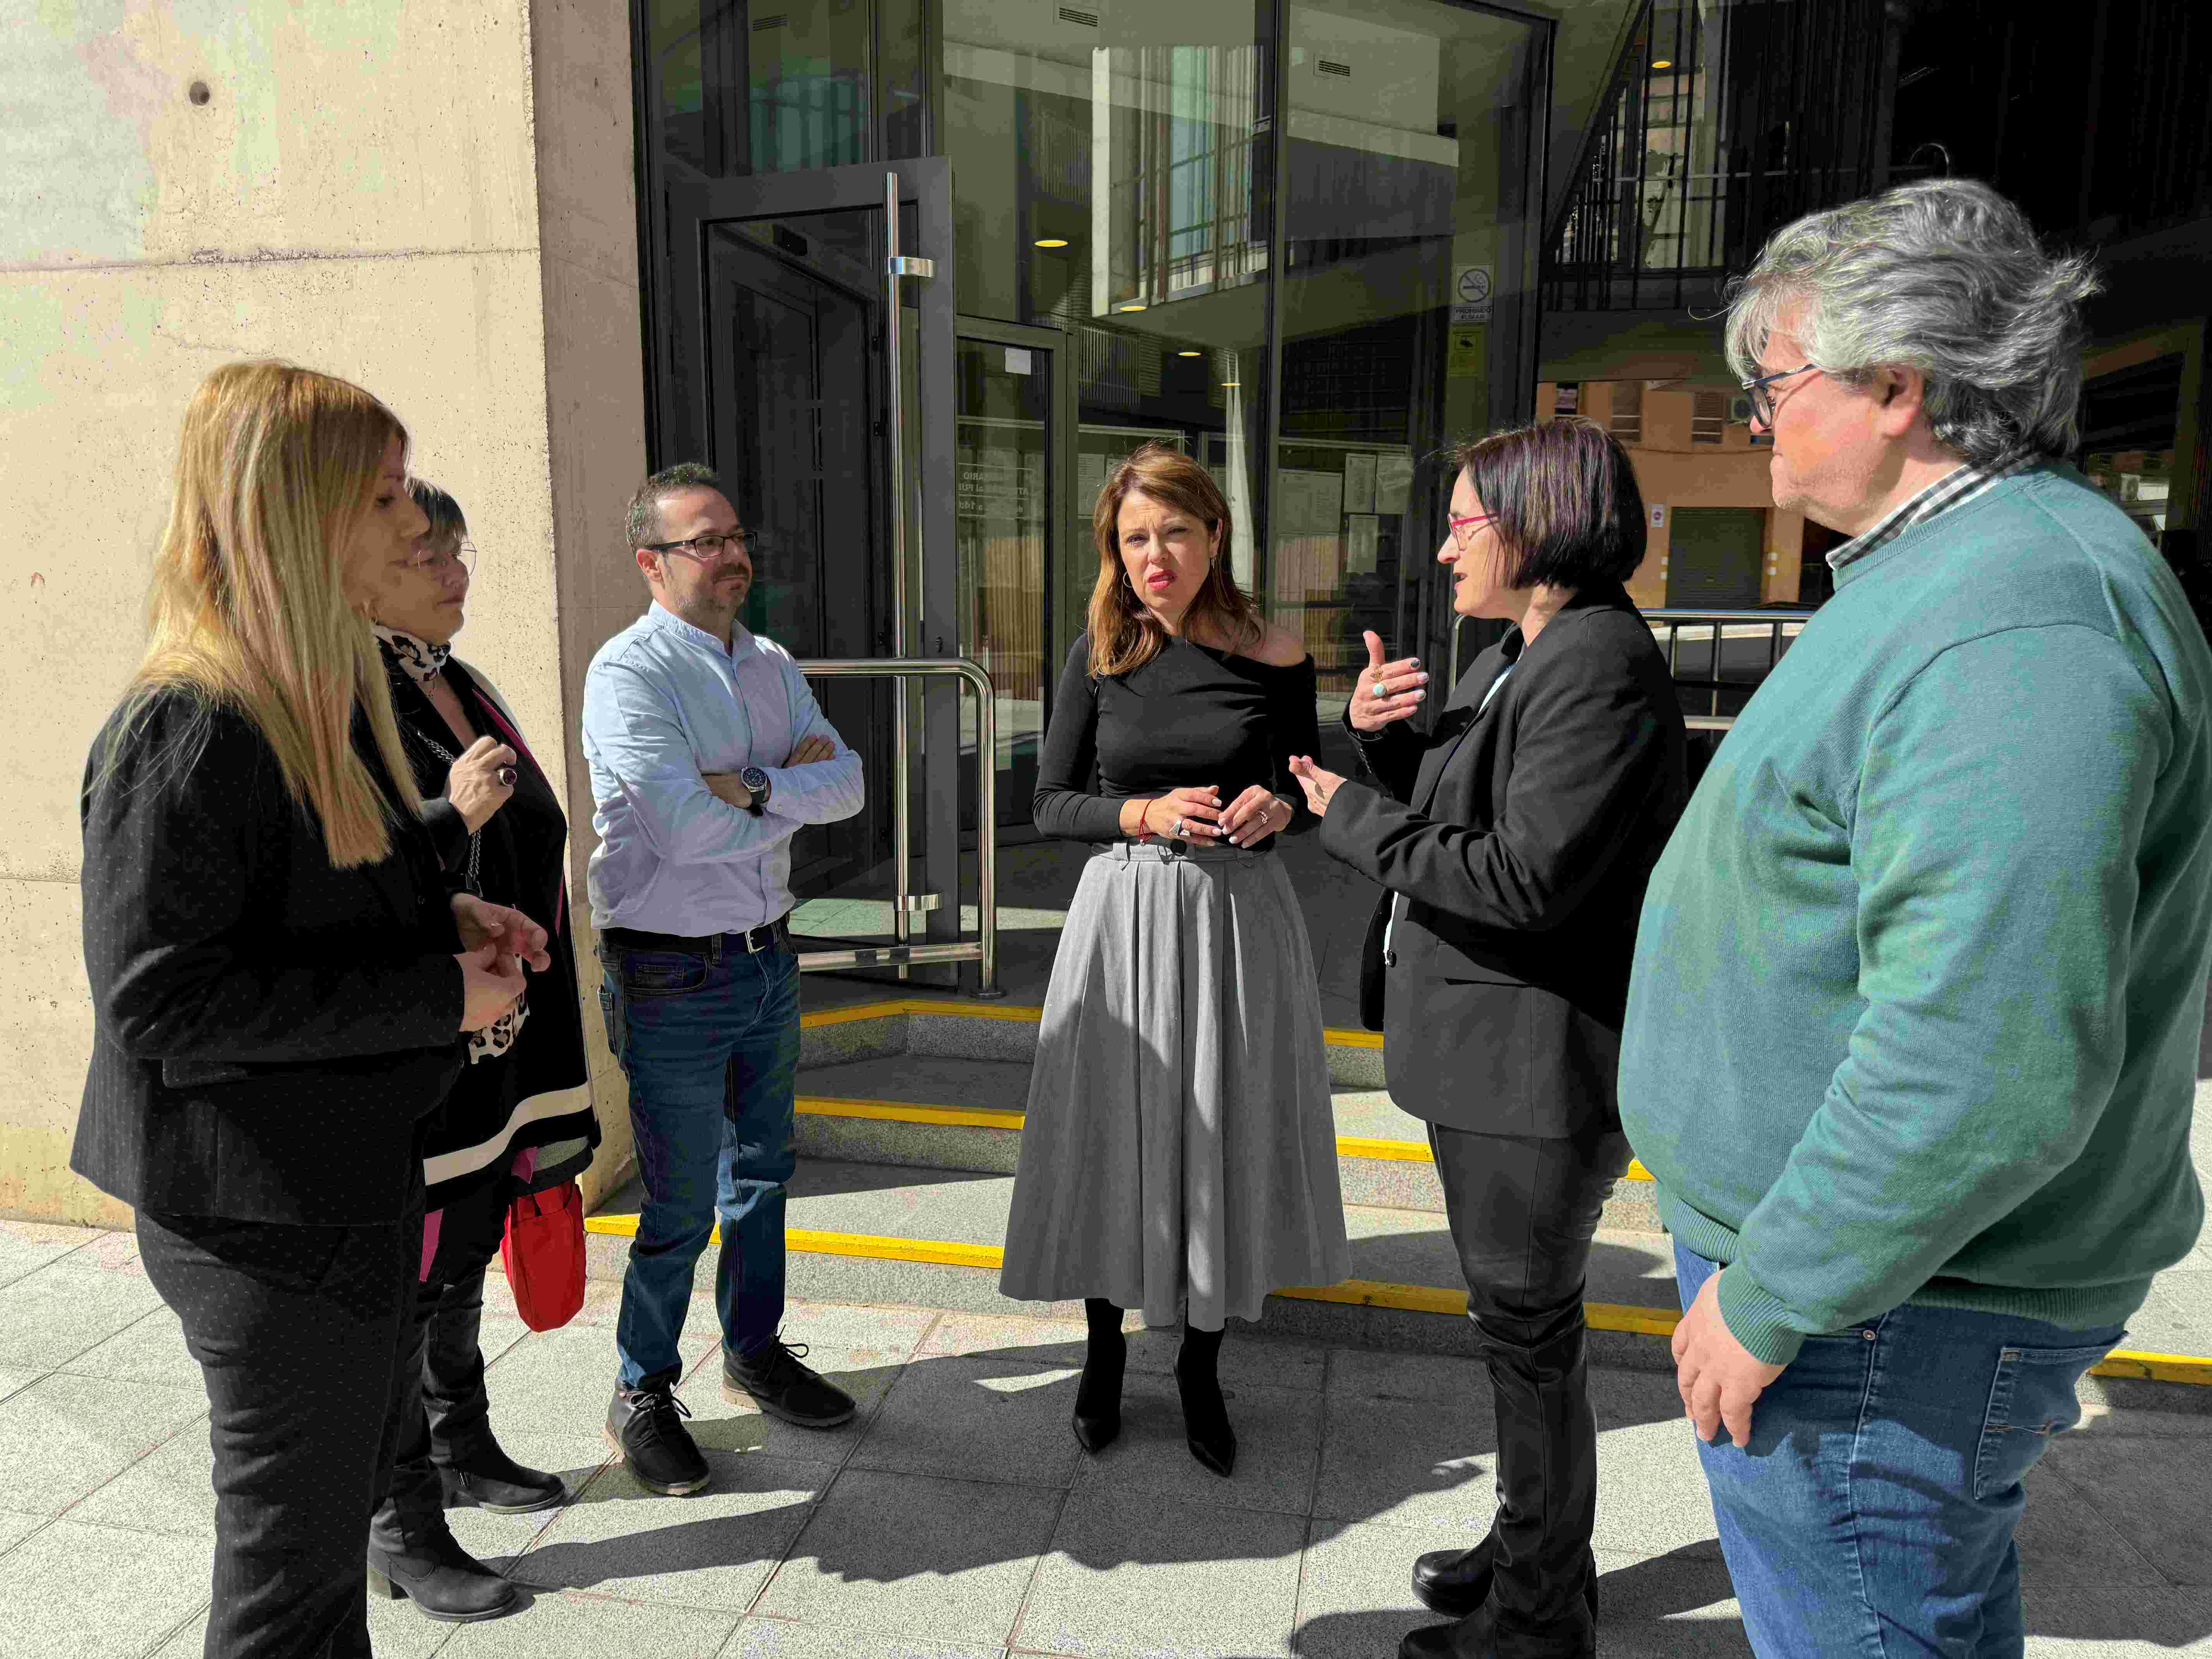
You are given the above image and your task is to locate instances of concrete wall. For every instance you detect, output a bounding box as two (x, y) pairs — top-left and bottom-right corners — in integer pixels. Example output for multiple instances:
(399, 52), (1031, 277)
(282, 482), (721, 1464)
(0, 2), (643, 1223)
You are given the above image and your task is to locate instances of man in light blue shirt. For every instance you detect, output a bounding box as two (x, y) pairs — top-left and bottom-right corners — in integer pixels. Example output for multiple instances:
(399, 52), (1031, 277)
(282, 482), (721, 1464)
(582, 462), (865, 1494)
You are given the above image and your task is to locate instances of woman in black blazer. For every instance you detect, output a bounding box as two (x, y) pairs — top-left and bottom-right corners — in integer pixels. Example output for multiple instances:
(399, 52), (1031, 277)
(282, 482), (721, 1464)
(74, 362), (538, 1659)
(1290, 419), (1688, 1659)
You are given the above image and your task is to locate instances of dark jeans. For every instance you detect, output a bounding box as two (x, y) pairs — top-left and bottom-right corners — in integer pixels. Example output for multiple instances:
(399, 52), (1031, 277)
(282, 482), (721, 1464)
(1674, 1243), (2123, 1659)
(370, 1177), (512, 1547)
(599, 936), (802, 1388)
(1428, 1123), (1635, 1630)
(138, 1209), (416, 1659)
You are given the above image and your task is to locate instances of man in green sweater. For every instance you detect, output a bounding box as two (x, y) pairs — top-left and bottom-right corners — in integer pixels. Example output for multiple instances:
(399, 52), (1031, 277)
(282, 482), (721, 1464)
(1621, 179), (2212, 1657)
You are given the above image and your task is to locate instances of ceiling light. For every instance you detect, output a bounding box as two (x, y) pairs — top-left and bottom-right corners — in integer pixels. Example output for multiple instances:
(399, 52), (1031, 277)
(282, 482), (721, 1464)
(1650, 58), (1673, 68)
(1116, 301), (1147, 313)
(1034, 237), (1070, 248)
(1178, 349), (1203, 357)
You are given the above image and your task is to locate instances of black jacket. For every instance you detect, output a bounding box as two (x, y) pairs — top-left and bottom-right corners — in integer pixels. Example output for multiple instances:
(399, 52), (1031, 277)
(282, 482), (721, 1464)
(72, 691), (467, 1223)
(1319, 585), (1687, 1137)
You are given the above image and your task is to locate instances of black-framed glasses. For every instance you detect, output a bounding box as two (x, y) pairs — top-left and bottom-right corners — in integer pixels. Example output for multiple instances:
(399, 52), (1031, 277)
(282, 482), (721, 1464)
(404, 540), (476, 578)
(1742, 362), (1821, 428)
(645, 530), (750, 562)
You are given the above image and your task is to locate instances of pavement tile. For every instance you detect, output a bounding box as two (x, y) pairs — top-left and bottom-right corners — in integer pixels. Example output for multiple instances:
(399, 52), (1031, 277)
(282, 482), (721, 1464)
(915, 1310), (1094, 1367)
(1325, 1348), (1487, 1407)
(0, 1222), (92, 1290)
(477, 1322), (630, 1478)
(0, 1518), (211, 1659)
(477, 1311), (534, 1370)
(72, 1420), (216, 1537)
(2018, 1587), (2212, 1650)
(1590, 1544), (1741, 1623)
(0, 1372), (206, 1517)
(437, 1589), (741, 1656)
(2045, 1432), (2212, 1586)
(2013, 1461), (2166, 1590)
(0, 1369), (43, 1406)
(1122, 1328), (1328, 1396)
(1594, 1613), (1754, 1656)
(0, 1253), (165, 1370)
(1312, 1397), (1494, 1532)
(755, 1468), (1062, 1645)
(1071, 1372), (1323, 1517)
(761, 1302), (941, 1361)
(676, 1344), (906, 1465)
(719, 1617), (1007, 1658)
(512, 1449), (830, 1610)
(1018, 1484), (1307, 1659)
(1589, 1415), (1727, 1561)
(1290, 1517), (1444, 1659)
(0, 1511), (45, 1556)
(62, 1306), (202, 1391)
(845, 1355), (1081, 1489)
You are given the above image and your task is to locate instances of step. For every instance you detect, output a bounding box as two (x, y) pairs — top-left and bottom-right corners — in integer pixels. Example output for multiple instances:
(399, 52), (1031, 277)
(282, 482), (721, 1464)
(790, 1000), (1659, 1229)
(790, 1054), (1663, 1230)
(582, 1156), (2212, 1401)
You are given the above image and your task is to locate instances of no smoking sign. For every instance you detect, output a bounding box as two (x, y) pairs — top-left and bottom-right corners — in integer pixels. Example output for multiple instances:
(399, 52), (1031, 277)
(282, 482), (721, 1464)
(1452, 265), (1494, 325)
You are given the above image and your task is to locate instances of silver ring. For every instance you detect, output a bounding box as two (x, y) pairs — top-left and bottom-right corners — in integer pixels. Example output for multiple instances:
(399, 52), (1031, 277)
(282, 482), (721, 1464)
(496, 766), (518, 787)
(1173, 816), (1185, 838)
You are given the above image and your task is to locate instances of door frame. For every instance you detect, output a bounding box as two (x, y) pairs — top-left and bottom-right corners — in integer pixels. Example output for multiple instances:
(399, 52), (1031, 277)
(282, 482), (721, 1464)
(658, 157), (968, 974)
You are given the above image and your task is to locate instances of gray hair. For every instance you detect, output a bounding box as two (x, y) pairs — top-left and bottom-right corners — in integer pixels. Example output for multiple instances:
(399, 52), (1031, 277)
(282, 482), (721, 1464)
(1724, 180), (2102, 467)
(625, 461), (731, 551)
(406, 477), (467, 548)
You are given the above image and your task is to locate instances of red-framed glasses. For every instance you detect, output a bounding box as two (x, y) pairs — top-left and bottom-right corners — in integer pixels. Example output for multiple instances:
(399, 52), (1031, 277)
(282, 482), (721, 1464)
(1449, 512), (1495, 543)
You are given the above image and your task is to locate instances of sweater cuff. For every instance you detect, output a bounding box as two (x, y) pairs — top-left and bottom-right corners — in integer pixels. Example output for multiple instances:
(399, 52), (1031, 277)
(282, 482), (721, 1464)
(1716, 1265), (1807, 1367)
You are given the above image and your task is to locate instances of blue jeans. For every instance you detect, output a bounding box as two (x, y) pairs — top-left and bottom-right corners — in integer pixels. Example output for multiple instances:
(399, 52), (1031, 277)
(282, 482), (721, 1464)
(601, 938), (802, 1389)
(1673, 1242), (2121, 1659)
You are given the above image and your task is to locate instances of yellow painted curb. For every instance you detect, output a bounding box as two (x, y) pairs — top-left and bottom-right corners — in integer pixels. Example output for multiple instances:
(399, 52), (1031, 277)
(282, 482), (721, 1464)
(802, 996), (1381, 1050)
(792, 1092), (1654, 1184)
(579, 1214), (2211, 1386)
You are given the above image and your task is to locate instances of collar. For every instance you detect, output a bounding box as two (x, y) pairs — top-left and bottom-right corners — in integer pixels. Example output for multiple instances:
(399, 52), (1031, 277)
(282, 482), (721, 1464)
(646, 600), (752, 661)
(373, 626), (450, 685)
(1827, 456), (2032, 575)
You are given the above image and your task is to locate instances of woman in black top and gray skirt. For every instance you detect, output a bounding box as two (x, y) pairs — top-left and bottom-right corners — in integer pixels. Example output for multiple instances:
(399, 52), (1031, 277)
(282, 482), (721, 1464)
(1000, 443), (1350, 1477)
(362, 479), (598, 1622)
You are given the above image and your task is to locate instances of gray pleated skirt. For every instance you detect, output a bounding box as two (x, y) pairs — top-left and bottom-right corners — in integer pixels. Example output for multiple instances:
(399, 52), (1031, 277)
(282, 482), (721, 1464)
(999, 840), (1351, 1330)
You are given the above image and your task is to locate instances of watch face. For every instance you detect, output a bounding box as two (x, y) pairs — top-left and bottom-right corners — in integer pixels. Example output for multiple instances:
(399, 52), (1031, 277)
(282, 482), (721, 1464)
(742, 766), (769, 790)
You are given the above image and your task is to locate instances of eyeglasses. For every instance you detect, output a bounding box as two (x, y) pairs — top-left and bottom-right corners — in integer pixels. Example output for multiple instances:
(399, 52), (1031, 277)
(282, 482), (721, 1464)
(645, 530), (750, 563)
(404, 541), (475, 578)
(1741, 362), (1821, 428)
(1449, 513), (1495, 545)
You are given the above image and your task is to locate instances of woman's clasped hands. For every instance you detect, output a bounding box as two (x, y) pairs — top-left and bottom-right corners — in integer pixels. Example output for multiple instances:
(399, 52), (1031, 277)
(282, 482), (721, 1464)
(1134, 785), (1290, 848)
(451, 892), (552, 1033)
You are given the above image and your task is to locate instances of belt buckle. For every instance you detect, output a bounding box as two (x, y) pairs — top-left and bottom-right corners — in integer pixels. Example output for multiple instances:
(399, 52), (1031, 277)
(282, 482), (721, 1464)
(742, 921), (778, 954)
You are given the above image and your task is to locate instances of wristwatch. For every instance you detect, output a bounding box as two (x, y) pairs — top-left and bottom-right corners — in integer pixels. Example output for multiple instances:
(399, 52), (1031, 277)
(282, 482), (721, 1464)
(740, 765), (771, 816)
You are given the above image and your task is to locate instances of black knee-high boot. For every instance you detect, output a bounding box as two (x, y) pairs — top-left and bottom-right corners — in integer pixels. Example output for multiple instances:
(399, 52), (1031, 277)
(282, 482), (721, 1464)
(1175, 1324), (1236, 1477)
(1072, 1298), (1125, 1453)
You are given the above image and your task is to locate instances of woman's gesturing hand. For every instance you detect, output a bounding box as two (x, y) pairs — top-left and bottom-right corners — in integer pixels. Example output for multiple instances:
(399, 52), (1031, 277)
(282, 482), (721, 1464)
(447, 735), (519, 833)
(1220, 785), (1292, 848)
(1137, 786), (1227, 843)
(455, 943), (526, 1032)
(1349, 630), (1427, 733)
(451, 893), (553, 972)
(1287, 756), (1346, 817)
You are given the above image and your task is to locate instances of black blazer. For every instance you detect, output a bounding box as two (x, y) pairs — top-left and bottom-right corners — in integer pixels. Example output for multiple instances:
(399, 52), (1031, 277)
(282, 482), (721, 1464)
(72, 690), (468, 1224)
(1318, 585), (1687, 1137)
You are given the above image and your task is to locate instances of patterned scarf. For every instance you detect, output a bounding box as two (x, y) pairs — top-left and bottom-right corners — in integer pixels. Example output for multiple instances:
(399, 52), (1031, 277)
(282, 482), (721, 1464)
(372, 625), (451, 685)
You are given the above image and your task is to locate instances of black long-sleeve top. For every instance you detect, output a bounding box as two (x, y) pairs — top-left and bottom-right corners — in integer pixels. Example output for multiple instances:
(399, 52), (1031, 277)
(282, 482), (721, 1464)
(1032, 632), (1323, 847)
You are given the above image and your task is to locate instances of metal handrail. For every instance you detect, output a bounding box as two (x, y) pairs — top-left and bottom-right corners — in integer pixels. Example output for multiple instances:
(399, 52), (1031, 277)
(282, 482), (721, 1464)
(794, 657), (999, 996)
(1645, 608), (1811, 721)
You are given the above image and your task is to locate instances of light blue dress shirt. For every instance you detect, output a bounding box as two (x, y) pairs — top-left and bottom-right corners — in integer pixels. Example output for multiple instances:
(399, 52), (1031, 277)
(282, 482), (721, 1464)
(581, 602), (865, 936)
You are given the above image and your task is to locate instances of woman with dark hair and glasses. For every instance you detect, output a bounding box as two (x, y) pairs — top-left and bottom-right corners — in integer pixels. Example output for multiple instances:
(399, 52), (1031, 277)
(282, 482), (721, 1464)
(1289, 419), (1688, 1659)
(359, 478), (599, 1623)
(999, 441), (1349, 1479)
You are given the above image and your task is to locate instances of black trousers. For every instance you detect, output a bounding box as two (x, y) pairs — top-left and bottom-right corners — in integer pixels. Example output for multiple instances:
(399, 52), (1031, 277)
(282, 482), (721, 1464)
(371, 1178), (513, 1547)
(1426, 1123), (1634, 1628)
(138, 1209), (417, 1659)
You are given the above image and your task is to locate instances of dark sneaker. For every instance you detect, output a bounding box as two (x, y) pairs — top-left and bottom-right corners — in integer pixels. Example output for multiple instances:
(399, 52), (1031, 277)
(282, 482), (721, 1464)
(440, 1441), (567, 1514)
(604, 1375), (710, 1495)
(722, 1336), (857, 1428)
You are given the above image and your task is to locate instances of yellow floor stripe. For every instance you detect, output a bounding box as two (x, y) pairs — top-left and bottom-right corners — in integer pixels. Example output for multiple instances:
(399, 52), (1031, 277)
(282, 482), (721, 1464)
(792, 1094), (1654, 1183)
(802, 997), (1380, 1049)
(580, 1214), (2208, 1384)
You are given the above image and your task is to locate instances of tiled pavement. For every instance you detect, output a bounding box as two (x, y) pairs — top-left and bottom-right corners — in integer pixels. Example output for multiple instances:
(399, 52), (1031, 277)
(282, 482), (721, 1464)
(2, 1220), (2209, 1659)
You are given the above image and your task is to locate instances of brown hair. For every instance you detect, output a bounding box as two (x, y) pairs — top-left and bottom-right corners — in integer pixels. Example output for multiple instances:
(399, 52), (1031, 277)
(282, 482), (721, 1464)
(1085, 442), (1261, 678)
(1454, 417), (1648, 591)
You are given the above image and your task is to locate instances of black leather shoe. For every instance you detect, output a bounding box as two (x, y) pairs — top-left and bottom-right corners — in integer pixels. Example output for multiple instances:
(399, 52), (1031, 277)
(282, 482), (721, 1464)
(1175, 1353), (1236, 1478)
(366, 1529), (517, 1623)
(1398, 1598), (1595, 1659)
(440, 1442), (566, 1514)
(723, 1337), (857, 1428)
(1072, 1328), (1125, 1454)
(1413, 1538), (1598, 1622)
(605, 1374), (711, 1495)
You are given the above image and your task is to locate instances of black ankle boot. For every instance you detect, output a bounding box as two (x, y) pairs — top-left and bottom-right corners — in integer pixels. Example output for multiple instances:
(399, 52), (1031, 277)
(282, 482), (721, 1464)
(1413, 1534), (1599, 1622)
(366, 1525), (517, 1623)
(440, 1439), (566, 1514)
(1072, 1298), (1125, 1454)
(1175, 1324), (1235, 1477)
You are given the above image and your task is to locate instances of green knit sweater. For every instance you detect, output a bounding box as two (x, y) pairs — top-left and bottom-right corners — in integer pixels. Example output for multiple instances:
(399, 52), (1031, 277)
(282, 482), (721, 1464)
(1621, 465), (2212, 1365)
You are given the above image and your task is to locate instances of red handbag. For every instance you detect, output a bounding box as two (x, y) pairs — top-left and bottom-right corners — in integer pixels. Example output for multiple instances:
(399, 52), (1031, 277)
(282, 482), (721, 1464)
(500, 1179), (586, 1331)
